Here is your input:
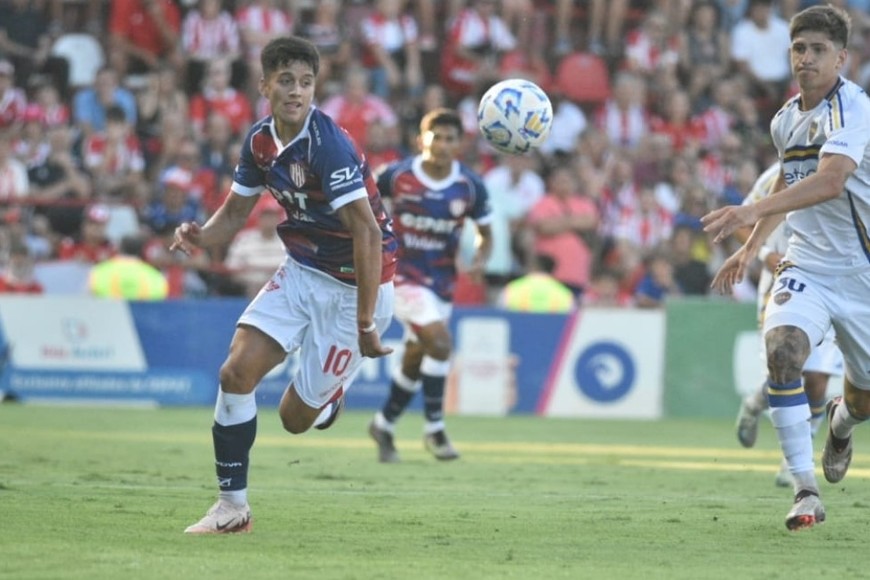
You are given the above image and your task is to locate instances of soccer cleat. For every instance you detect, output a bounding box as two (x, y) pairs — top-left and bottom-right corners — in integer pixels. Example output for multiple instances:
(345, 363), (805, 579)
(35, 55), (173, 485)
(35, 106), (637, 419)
(424, 430), (460, 461)
(822, 396), (853, 483)
(315, 395), (345, 431)
(184, 500), (252, 534)
(368, 420), (400, 463)
(774, 458), (795, 488)
(785, 490), (825, 531)
(735, 398), (762, 448)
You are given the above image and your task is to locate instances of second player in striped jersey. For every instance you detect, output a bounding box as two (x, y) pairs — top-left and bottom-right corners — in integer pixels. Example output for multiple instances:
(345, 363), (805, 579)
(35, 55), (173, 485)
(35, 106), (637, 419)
(368, 108), (493, 462)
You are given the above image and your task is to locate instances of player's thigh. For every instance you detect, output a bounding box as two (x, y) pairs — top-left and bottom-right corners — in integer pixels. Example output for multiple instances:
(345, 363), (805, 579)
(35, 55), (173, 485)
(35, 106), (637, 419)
(221, 325), (288, 394)
(830, 272), (870, 390)
(394, 284), (452, 341)
(802, 328), (844, 377)
(762, 267), (831, 351)
(293, 278), (394, 409)
(237, 257), (308, 354)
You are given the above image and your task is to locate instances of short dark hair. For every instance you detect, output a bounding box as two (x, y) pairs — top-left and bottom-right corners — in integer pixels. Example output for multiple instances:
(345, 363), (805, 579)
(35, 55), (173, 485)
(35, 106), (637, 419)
(106, 104), (127, 124)
(120, 235), (145, 258)
(790, 5), (851, 48)
(419, 107), (463, 136)
(260, 36), (320, 78)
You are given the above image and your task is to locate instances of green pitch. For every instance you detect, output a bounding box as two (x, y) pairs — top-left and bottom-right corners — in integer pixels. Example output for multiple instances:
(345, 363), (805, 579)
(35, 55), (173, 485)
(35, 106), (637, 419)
(2, 405), (869, 580)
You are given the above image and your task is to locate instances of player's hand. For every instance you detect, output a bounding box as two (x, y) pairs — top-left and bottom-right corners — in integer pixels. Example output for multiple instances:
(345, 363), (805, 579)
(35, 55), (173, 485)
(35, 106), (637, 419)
(359, 330), (393, 359)
(710, 246), (752, 295)
(701, 204), (758, 244)
(169, 222), (202, 255)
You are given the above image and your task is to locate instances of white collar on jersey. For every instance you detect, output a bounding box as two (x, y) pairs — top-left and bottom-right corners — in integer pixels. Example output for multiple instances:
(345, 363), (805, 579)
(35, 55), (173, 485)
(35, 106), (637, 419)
(411, 156), (461, 191)
(267, 106), (315, 152)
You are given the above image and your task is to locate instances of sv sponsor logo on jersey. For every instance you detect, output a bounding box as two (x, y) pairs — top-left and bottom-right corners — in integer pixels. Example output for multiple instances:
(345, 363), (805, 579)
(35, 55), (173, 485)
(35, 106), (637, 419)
(398, 212), (458, 233)
(329, 166), (360, 190)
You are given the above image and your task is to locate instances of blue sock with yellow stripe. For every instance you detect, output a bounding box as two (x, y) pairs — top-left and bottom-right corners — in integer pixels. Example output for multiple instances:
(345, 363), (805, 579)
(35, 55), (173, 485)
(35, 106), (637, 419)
(767, 378), (817, 492)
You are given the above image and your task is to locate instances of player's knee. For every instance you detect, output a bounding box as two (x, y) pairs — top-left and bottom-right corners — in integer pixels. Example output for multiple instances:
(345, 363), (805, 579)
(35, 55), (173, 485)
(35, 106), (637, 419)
(219, 362), (254, 394)
(422, 336), (452, 361)
(843, 386), (870, 420)
(280, 415), (310, 435)
(765, 327), (809, 383)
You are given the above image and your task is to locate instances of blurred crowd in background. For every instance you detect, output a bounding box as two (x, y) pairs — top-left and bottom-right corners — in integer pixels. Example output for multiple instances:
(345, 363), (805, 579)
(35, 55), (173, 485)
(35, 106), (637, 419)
(1, 0), (870, 308)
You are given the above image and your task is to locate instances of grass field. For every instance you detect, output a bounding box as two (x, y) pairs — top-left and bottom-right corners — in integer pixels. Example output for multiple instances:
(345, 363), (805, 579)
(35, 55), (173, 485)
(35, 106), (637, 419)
(3, 405), (870, 580)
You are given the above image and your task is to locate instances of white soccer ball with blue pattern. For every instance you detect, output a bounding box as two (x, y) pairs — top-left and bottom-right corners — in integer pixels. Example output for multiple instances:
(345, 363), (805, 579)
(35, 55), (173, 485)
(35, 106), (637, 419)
(477, 79), (553, 155)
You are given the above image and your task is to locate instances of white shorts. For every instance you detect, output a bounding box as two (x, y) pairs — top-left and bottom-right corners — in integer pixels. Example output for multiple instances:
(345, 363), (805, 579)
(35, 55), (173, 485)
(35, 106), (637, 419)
(763, 265), (870, 388)
(239, 257), (394, 408)
(393, 283), (452, 342)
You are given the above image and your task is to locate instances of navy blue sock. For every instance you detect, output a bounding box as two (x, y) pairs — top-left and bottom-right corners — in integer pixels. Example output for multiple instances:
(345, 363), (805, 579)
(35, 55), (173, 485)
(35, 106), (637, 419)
(382, 381), (415, 423)
(422, 374), (446, 423)
(212, 416), (257, 491)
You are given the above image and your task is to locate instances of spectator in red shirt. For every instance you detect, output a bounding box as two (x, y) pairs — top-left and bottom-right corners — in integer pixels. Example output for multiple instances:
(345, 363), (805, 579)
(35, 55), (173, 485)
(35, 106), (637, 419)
(189, 57), (253, 139)
(439, 0), (516, 99)
(182, 0), (244, 96)
(0, 60), (26, 133)
(595, 72), (650, 151)
(623, 10), (680, 82)
(319, 68), (399, 151)
(57, 204), (117, 264)
(0, 242), (43, 294)
(364, 120), (404, 175)
(108, 0), (182, 75)
(81, 104), (147, 201)
(359, 0), (423, 100)
(649, 89), (707, 153)
(164, 137), (220, 218)
(235, 0), (295, 102)
(526, 165), (600, 297)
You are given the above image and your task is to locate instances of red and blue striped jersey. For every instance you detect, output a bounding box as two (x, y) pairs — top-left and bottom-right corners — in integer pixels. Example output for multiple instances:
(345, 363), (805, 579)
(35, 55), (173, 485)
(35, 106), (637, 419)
(377, 156), (492, 301)
(232, 108), (397, 285)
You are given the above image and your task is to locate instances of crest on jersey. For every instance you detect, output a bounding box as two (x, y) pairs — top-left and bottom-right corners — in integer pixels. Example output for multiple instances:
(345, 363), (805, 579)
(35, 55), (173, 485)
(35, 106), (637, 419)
(774, 292), (791, 305)
(449, 199), (467, 218)
(289, 163), (306, 189)
(808, 120), (819, 142)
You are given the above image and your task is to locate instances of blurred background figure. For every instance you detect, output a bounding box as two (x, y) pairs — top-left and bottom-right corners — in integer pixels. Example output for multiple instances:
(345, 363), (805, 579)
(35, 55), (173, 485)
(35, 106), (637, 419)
(526, 164), (599, 299)
(57, 204), (117, 264)
(359, 0), (423, 100)
(498, 254), (574, 313)
(0, 242), (43, 294)
(108, 0), (182, 76)
(89, 234), (168, 300)
(236, 0), (296, 103)
(224, 201), (286, 299)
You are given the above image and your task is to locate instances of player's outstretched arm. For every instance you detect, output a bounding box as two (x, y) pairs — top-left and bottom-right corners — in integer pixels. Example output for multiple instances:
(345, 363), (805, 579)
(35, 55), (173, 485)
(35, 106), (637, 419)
(171, 192), (259, 255)
(337, 198), (393, 359)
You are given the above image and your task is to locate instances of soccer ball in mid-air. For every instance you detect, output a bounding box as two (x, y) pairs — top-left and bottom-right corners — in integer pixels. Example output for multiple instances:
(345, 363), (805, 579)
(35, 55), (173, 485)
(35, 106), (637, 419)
(477, 79), (553, 155)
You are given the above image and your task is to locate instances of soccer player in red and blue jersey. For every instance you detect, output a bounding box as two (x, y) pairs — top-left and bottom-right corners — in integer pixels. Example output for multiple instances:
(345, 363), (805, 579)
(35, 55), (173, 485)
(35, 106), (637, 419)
(367, 108), (492, 462)
(172, 36), (398, 534)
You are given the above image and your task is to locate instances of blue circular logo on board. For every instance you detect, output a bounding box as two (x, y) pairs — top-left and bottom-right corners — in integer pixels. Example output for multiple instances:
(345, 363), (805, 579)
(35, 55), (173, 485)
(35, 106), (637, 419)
(574, 341), (635, 403)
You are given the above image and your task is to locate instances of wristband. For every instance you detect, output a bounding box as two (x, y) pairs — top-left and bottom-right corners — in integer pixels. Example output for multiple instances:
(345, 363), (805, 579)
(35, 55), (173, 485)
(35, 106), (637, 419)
(358, 322), (377, 335)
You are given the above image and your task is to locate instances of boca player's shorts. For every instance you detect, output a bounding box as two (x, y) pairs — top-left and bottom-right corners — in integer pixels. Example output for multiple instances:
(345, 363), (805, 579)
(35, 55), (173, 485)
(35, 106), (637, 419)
(393, 283), (452, 342)
(763, 265), (870, 389)
(238, 256), (394, 409)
